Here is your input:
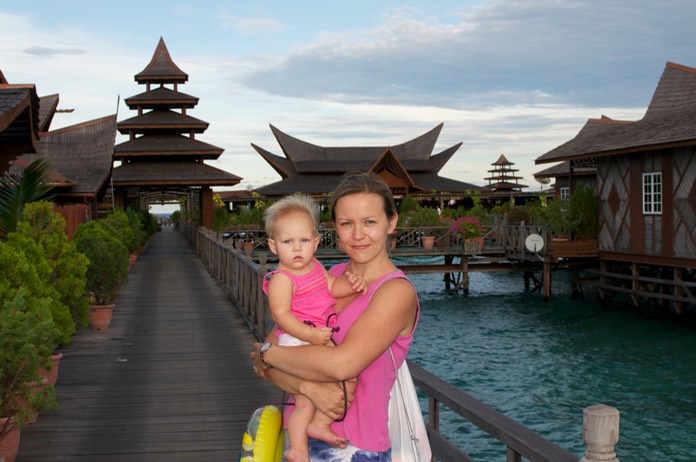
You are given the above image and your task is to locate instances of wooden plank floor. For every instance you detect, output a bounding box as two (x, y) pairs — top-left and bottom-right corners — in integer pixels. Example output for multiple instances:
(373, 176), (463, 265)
(16, 226), (281, 462)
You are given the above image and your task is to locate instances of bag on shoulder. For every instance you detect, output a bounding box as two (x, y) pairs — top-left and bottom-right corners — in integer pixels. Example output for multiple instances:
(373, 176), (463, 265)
(388, 358), (432, 462)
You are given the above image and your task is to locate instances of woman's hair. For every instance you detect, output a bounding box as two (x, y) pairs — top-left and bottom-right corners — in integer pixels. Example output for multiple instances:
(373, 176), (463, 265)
(264, 194), (320, 239)
(330, 171), (397, 223)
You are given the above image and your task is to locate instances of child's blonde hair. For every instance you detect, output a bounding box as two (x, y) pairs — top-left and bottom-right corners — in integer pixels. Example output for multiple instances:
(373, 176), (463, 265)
(264, 195), (320, 239)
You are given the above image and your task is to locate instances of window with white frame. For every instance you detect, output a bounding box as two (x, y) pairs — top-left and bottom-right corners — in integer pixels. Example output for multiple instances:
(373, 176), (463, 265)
(560, 187), (570, 200)
(642, 172), (662, 214)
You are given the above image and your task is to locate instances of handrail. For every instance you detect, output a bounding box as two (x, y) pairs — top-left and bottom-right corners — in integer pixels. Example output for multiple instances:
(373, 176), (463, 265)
(182, 224), (621, 462)
(409, 360), (577, 461)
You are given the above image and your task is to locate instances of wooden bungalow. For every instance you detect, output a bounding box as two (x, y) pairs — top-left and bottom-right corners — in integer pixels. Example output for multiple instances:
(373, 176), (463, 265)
(112, 38), (241, 229)
(536, 61), (696, 314)
(11, 115), (118, 234)
(249, 123), (480, 204)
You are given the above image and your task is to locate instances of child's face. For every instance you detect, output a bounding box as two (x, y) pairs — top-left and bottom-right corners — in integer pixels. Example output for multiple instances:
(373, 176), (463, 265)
(268, 210), (320, 272)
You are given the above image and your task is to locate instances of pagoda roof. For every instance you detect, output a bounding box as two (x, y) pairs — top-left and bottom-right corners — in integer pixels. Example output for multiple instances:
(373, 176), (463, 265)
(12, 115), (117, 196)
(124, 87), (199, 110)
(483, 181), (529, 190)
(492, 154), (514, 165)
(135, 37), (188, 84)
(114, 134), (223, 159)
(112, 160), (241, 187)
(117, 109), (209, 134)
(537, 61), (696, 164)
(253, 124), (479, 196)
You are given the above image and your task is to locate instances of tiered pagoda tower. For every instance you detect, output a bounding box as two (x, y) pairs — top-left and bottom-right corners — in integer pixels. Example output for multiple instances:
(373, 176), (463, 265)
(483, 154), (527, 193)
(112, 38), (240, 228)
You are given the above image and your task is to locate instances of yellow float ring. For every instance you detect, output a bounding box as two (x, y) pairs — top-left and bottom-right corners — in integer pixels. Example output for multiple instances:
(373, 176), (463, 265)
(239, 405), (283, 462)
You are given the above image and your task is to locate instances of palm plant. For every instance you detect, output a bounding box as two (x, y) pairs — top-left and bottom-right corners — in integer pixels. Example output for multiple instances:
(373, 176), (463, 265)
(0, 159), (54, 236)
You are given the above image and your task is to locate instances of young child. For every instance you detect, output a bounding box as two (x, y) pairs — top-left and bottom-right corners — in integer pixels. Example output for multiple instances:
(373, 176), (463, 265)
(262, 195), (366, 462)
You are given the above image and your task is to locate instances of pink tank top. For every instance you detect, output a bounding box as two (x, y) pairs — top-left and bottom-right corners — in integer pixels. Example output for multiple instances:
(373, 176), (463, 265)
(328, 262), (418, 452)
(263, 258), (336, 334)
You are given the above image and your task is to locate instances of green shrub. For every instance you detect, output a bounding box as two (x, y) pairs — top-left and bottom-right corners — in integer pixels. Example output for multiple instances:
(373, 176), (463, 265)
(17, 201), (89, 331)
(0, 242), (59, 430)
(73, 221), (129, 305)
(4, 230), (74, 345)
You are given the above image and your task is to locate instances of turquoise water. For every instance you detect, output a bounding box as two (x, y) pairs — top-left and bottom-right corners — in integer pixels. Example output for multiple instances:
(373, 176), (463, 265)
(401, 262), (696, 461)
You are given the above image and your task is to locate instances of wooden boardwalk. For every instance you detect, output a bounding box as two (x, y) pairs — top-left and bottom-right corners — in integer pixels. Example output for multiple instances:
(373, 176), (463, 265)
(16, 226), (280, 462)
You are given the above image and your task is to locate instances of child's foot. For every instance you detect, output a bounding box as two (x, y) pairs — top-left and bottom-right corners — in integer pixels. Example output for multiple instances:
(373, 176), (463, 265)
(286, 447), (310, 462)
(307, 422), (347, 448)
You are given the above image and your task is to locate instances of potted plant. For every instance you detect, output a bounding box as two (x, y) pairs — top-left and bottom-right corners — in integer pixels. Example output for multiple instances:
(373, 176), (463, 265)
(73, 220), (129, 330)
(450, 215), (484, 253)
(0, 241), (59, 453)
(405, 206), (442, 249)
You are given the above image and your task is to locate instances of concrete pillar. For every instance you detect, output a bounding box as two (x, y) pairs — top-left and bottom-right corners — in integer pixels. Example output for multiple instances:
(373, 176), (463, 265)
(580, 404), (620, 462)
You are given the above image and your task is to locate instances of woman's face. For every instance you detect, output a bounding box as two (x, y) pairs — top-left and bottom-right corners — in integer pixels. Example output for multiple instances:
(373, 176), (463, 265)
(333, 192), (397, 264)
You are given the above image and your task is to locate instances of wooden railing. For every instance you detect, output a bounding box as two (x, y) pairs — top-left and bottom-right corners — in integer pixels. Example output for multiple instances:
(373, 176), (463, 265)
(183, 224), (620, 462)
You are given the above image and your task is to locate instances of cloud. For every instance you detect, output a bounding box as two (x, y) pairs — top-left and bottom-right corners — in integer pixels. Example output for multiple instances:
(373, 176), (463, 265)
(22, 46), (87, 57)
(239, 0), (696, 109)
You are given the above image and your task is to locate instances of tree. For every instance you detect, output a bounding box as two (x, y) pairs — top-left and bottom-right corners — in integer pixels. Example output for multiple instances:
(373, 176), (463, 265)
(0, 159), (54, 236)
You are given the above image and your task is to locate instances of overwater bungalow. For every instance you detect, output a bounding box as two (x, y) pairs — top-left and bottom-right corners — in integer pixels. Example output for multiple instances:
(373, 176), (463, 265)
(536, 61), (696, 314)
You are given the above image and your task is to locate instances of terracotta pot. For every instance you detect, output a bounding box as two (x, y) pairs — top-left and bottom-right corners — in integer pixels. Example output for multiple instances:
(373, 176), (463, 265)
(17, 378), (48, 425)
(88, 304), (115, 330)
(422, 235), (436, 250)
(0, 417), (20, 462)
(38, 352), (63, 387)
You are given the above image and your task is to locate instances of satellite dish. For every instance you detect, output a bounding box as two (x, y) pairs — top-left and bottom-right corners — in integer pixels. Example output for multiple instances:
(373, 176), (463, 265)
(525, 233), (545, 252)
(536, 176), (551, 185)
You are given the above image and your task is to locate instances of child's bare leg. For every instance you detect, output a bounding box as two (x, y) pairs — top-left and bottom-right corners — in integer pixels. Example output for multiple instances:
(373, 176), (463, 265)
(307, 408), (347, 448)
(286, 394), (313, 462)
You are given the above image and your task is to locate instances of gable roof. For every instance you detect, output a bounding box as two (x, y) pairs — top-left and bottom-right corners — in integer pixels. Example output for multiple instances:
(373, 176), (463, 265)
(0, 84), (40, 149)
(537, 62), (696, 164)
(12, 115), (117, 196)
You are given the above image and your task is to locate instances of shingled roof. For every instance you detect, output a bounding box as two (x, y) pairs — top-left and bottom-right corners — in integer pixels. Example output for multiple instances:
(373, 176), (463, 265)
(12, 115), (117, 197)
(112, 160), (241, 186)
(135, 37), (188, 84)
(114, 134), (223, 159)
(536, 62), (696, 164)
(253, 124), (479, 196)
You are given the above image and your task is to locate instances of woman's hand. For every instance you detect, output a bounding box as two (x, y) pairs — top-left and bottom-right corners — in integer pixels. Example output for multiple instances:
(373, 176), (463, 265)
(250, 342), (272, 379)
(300, 378), (357, 421)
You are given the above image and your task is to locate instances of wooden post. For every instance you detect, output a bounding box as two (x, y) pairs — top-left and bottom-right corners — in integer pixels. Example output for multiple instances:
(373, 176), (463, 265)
(580, 404), (620, 462)
(543, 259), (551, 301)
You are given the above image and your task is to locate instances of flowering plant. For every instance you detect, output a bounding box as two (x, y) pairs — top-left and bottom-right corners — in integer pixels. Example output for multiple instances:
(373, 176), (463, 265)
(450, 216), (483, 239)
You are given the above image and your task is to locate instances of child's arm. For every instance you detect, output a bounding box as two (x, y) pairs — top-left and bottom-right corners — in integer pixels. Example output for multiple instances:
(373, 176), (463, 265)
(266, 273), (334, 345)
(326, 269), (367, 298)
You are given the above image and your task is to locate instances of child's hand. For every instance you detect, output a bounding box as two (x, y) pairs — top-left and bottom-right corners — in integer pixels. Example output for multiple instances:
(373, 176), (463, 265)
(345, 271), (368, 295)
(309, 326), (335, 345)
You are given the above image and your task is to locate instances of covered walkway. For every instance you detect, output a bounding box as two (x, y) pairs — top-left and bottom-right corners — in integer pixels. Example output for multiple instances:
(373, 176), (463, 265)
(17, 226), (280, 461)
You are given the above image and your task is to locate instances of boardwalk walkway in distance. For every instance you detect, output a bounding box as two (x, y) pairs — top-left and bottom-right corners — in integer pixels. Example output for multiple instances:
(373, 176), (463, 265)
(17, 226), (281, 462)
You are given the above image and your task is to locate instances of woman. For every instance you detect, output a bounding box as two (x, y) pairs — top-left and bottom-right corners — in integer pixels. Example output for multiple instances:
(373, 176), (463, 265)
(252, 171), (419, 461)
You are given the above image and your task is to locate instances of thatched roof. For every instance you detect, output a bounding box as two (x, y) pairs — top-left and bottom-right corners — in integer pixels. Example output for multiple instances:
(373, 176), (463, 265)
(537, 62), (696, 164)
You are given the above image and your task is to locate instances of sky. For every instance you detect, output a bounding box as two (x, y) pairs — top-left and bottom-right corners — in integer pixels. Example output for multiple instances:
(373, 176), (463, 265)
(3, 0), (696, 194)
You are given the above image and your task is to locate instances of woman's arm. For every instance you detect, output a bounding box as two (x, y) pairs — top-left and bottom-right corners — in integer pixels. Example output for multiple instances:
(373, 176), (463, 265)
(260, 277), (417, 382)
(252, 332), (353, 419)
